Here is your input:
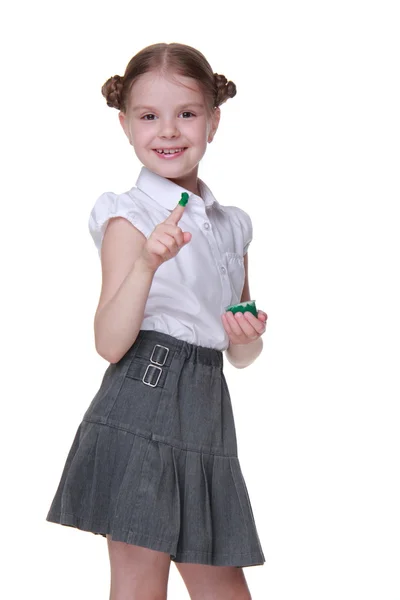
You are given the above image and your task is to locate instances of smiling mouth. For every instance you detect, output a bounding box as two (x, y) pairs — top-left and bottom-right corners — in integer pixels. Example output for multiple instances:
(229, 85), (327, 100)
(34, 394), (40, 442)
(154, 147), (187, 153)
(152, 147), (188, 158)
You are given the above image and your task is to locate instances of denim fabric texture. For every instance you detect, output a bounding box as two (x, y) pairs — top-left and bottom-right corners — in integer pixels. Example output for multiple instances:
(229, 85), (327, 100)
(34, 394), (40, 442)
(46, 329), (265, 567)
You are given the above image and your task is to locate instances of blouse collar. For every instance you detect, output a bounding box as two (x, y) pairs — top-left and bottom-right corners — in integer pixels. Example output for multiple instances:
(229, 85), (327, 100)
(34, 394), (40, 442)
(135, 166), (224, 212)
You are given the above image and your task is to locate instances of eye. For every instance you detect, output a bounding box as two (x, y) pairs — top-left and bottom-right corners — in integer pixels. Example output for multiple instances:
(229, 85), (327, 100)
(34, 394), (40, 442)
(181, 111), (195, 118)
(142, 114), (156, 121)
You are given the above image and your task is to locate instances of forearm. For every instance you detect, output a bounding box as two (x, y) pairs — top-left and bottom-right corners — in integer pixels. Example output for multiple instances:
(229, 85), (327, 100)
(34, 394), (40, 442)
(225, 337), (263, 369)
(94, 256), (155, 363)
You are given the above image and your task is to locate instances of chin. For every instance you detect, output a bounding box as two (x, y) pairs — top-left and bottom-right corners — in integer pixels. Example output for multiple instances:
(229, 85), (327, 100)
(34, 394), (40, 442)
(150, 159), (197, 175)
(137, 149), (204, 178)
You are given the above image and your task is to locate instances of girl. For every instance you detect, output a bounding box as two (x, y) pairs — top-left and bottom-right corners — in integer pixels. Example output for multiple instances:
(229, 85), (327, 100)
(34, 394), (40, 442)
(46, 42), (268, 600)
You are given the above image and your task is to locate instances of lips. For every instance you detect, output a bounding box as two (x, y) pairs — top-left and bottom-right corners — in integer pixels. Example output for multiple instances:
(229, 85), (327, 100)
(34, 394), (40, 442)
(153, 147), (188, 153)
(152, 148), (188, 159)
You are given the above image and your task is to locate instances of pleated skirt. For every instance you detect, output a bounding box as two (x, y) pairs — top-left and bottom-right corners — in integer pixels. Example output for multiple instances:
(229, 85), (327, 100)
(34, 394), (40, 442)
(46, 329), (265, 567)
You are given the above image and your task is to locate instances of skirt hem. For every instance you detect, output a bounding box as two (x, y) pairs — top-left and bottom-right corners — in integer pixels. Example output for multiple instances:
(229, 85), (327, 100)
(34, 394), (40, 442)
(46, 511), (265, 568)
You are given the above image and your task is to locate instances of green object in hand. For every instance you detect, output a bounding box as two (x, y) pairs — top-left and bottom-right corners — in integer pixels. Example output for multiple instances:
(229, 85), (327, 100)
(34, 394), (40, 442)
(225, 300), (258, 317)
(179, 192), (189, 206)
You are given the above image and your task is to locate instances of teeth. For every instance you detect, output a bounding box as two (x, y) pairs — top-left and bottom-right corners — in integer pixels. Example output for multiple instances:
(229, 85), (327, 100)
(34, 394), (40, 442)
(156, 148), (185, 154)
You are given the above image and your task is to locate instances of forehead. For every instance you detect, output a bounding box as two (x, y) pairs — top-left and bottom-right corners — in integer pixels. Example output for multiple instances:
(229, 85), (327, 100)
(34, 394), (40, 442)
(129, 71), (205, 109)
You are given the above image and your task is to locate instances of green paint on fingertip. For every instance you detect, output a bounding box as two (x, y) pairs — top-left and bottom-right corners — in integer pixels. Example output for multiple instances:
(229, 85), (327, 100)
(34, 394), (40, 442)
(178, 192), (189, 206)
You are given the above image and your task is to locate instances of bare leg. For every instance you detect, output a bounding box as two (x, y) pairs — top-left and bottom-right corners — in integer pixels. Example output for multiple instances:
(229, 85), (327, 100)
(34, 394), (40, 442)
(174, 562), (252, 600)
(107, 534), (172, 600)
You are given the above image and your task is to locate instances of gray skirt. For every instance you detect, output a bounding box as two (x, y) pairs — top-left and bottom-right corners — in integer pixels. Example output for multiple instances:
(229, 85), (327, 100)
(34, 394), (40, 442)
(46, 329), (265, 567)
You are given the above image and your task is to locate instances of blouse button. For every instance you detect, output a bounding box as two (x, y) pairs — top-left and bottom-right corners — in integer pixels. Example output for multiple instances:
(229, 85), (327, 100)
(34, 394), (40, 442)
(221, 266), (227, 274)
(203, 222), (210, 230)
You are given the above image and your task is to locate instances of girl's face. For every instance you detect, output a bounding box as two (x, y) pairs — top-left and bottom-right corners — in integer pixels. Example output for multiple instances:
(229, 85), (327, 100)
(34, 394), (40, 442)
(119, 71), (220, 191)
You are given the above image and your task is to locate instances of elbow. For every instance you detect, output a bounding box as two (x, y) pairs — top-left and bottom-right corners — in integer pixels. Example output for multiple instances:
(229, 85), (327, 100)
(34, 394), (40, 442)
(225, 352), (247, 369)
(94, 335), (138, 365)
(94, 324), (120, 363)
(94, 336), (121, 364)
(228, 358), (252, 369)
(95, 344), (117, 364)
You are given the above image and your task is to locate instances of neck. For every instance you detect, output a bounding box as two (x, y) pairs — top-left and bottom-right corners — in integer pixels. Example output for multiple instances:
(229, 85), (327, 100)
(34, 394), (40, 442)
(167, 167), (201, 198)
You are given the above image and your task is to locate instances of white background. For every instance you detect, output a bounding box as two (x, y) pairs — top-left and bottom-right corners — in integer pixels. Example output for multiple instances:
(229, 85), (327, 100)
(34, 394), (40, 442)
(1, 1), (399, 598)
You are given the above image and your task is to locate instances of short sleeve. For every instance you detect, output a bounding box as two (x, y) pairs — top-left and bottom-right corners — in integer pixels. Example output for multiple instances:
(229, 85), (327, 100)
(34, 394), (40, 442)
(88, 191), (153, 256)
(235, 207), (253, 255)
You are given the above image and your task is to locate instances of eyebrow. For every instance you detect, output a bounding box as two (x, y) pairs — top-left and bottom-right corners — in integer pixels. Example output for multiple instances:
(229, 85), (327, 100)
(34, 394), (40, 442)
(132, 102), (205, 112)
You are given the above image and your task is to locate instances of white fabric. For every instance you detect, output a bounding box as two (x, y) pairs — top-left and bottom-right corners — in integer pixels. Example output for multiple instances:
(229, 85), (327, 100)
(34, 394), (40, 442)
(88, 166), (252, 351)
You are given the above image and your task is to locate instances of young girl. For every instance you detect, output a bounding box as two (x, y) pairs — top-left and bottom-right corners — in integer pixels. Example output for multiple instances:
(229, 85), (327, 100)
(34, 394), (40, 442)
(46, 42), (268, 600)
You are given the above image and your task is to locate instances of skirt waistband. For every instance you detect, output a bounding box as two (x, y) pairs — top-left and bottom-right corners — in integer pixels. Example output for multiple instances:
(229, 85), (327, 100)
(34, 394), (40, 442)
(125, 329), (223, 368)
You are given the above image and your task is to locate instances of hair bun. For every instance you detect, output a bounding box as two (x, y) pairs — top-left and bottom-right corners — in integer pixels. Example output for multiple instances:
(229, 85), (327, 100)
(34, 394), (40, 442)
(101, 74), (124, 109)
(214, 73), (237, 107)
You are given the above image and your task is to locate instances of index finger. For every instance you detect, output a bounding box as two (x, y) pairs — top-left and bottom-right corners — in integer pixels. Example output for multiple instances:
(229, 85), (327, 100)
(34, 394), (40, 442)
(164, 192), (189, 226)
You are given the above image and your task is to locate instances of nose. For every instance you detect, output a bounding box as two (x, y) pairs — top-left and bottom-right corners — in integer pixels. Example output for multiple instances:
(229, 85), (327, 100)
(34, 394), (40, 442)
(158, 117), (180, 139)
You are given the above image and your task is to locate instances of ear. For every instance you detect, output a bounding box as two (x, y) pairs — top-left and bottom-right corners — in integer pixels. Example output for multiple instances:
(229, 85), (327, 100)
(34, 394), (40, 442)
(119, 112), (132, 144)
(208, 107), (221, 143)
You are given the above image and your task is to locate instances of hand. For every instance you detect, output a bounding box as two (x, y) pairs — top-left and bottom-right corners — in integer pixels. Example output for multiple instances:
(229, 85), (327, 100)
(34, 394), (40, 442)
(221, 309), (268, 346)
(140, 202), (192, 273)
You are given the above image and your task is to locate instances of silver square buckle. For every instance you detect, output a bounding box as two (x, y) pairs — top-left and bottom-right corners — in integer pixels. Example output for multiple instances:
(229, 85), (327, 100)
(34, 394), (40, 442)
(150, 344), (169, 366)
(142, 364), (162, 387)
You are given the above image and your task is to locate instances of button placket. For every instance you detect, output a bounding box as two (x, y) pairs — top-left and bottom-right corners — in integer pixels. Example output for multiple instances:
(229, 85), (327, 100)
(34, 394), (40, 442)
(194, 210), (231, 307)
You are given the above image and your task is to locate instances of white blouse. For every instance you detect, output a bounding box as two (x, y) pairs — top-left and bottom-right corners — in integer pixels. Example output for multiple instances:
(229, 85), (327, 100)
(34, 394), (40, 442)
(88, 167), (252, 351)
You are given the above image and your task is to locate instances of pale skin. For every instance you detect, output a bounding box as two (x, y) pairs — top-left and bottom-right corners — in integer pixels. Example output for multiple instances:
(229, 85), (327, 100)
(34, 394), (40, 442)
(101, 69), (267, 599)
